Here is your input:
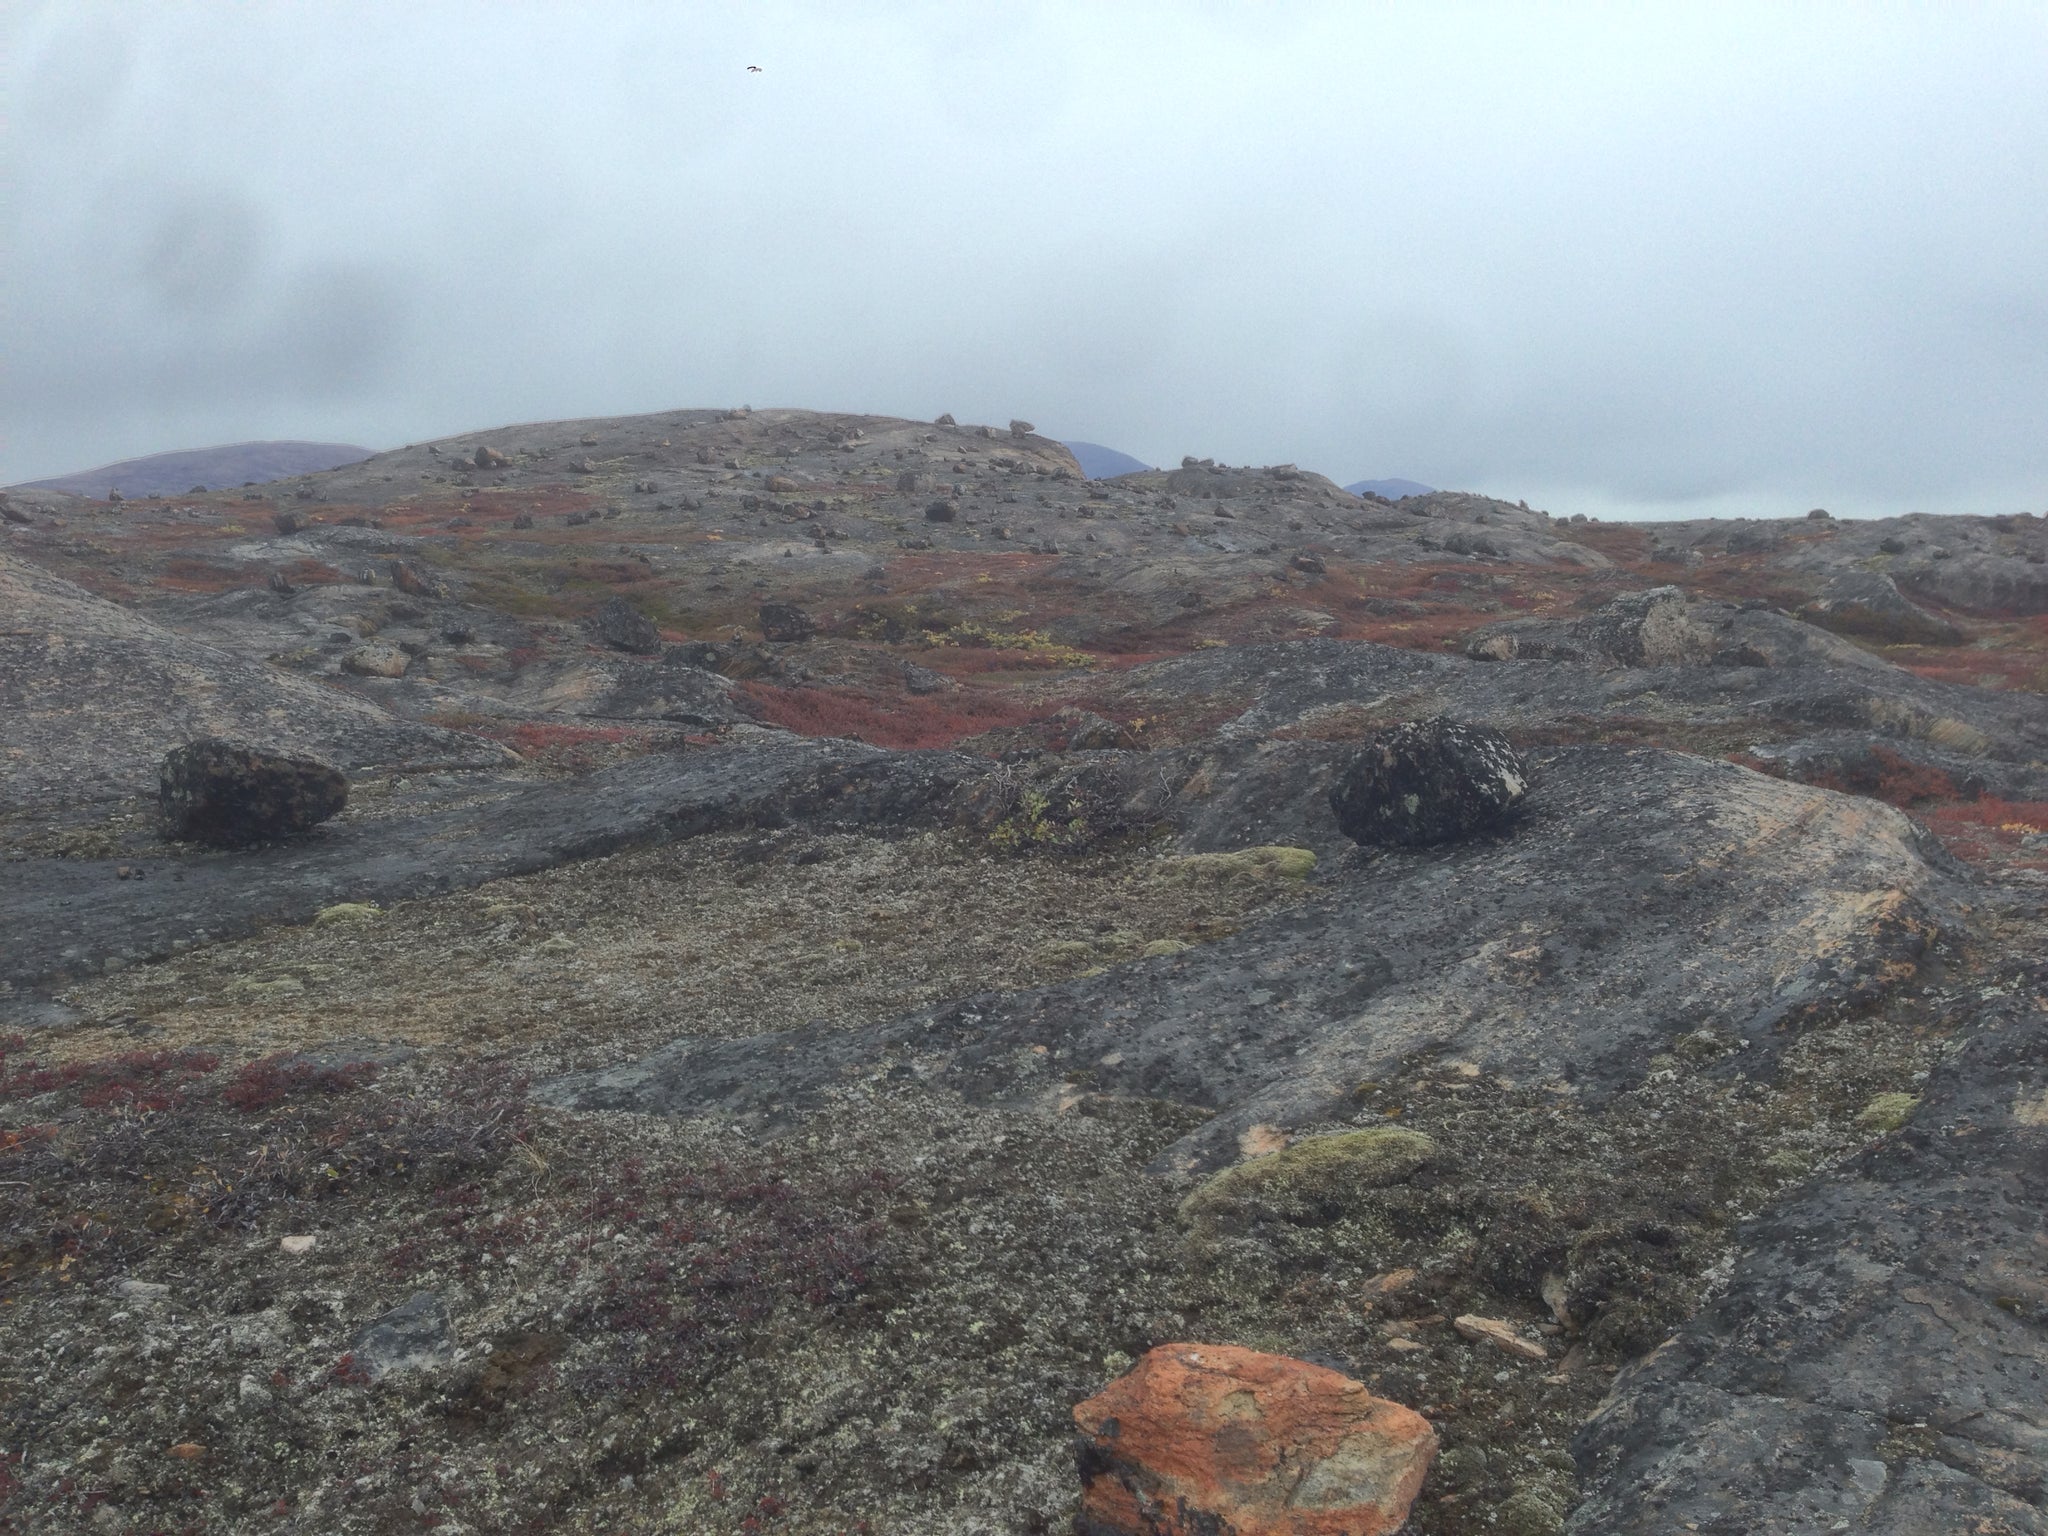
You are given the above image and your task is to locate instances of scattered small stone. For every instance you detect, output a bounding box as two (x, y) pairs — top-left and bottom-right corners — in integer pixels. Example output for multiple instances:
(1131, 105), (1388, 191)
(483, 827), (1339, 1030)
(342, 643), (411, 678)
(1453, 1314), (1550, 1362)
(901, 662), (953, 695)
(348, 1292), (457, 1381)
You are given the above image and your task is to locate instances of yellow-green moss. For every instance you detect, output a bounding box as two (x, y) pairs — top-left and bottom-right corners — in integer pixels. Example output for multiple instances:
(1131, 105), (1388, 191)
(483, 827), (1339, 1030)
(1179, 1127), (1436, 1226)
(1158, 846), (1317, 885)
(1854, 1092), (1920, 1133)
(314, 902), (382, 927)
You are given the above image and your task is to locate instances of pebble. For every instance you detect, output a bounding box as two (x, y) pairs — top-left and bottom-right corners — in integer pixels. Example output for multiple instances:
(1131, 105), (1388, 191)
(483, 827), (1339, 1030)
(1454, 1314), (1550, 1362)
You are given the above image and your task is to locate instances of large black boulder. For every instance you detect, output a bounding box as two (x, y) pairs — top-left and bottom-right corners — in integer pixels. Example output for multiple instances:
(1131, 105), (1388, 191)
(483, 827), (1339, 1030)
(591, 596), (661, 655)
(159, 738), (349, 846)
(1329, 718), (1527, 847)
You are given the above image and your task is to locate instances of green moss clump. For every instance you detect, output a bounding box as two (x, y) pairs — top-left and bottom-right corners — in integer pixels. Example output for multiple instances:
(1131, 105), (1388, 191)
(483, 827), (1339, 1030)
(1854, 1092), (1920, 1133)
(1493, 1487), (1568, 1536)
(1179, 1126), (1437, 1228)
(314, 902), (382, 926)
(1159, 846), (1317, 885)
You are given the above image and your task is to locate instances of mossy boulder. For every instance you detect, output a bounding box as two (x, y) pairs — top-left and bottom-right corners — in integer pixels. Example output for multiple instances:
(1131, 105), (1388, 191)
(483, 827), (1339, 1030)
(1854, 1092), (1920, 1133)
(1180, 1127), (1437, 1228)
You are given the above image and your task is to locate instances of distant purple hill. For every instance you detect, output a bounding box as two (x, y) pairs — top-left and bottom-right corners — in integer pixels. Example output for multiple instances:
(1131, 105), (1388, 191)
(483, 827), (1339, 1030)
(1344, 477), (1435, 500)
(12, 440), (375, 498)
(1062, 441), (1153, 480)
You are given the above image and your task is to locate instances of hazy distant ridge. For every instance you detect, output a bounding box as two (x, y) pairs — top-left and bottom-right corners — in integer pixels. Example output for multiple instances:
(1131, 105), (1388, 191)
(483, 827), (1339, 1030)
(1062, 441), (1154, 480)
(1345, 477), (1435, 500)
(12, 441), (375, 499)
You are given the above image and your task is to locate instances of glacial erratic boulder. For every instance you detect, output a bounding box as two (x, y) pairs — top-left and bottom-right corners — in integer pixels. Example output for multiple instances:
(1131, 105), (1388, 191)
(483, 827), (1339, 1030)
(591, 596), (661, 655)
(758, 602), (818, 643)
(1329, 718), (1527, 848)
(1073, 1343), (1436, 1536)
(159, 738), (348, 846)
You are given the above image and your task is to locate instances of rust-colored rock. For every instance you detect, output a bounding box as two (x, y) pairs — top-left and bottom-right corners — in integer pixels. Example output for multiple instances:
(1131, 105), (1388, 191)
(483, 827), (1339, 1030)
(1073, 1343), (1436, 1536)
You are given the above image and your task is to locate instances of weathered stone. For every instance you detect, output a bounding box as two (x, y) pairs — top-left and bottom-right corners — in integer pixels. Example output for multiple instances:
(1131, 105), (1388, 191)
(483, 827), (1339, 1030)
(1801, 571), (1962, 646)
(591, 596), (661, 655)
(348, 1292), (456, 1382)
(934, 412), (956, 426)
(1329, 718), (1527, 848)
(341, 643), (410, 678)
(764, 474), (801, 494)
(925, 500), (959, 523)
(159, 738), (348, 846)
(1009, 419), (1036, 436)
(1054, 707), (1134, 751)
(1452, 1314), (1550, 1362)
(1073, 1343), (1436, 1536)
(901, 662), (953, 695)
(272, 509), (301, 535)
(389, 560), (444, 600)
(758, 602), (817, 643)
(472, 446), (508, 469)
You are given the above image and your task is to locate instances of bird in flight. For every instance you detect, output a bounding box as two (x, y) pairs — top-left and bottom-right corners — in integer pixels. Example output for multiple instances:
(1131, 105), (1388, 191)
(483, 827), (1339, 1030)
(746, 64), (762, 72)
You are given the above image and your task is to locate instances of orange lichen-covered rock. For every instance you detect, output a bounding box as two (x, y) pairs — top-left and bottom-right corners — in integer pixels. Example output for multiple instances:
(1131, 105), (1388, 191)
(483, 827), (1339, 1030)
(1073, 1343), (1437, 1536)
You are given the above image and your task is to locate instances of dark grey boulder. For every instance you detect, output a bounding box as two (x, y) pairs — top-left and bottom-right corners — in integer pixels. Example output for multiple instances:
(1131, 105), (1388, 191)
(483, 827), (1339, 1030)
(159, 738), (348, 847)
(349, 1292), (456, 1382)
(590, 596), (660, 655)
(925, 500), (959, 523)
(758, 602), (818, 643)
(1329, 718), (1527, 848)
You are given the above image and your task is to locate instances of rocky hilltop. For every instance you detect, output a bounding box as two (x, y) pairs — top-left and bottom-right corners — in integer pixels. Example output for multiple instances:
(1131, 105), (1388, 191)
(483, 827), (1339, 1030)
(2, 407), (2044, 1535)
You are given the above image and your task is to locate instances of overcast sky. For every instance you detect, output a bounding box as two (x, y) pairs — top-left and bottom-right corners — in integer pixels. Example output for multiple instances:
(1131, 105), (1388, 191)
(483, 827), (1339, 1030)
(8, 2), (2048, 518)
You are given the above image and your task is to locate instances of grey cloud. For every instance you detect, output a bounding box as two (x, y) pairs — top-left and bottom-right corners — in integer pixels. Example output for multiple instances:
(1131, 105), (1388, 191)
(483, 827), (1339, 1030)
(6, 1), (2048, 518)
